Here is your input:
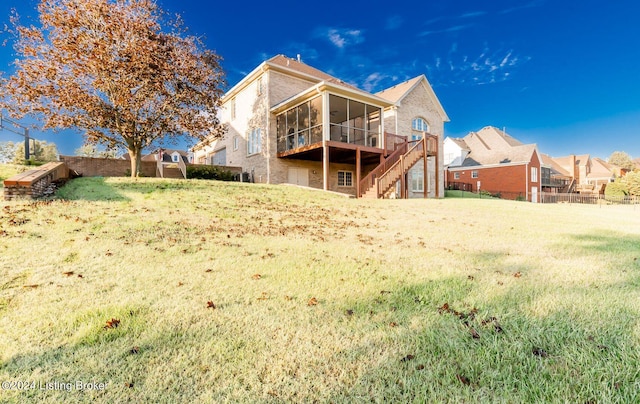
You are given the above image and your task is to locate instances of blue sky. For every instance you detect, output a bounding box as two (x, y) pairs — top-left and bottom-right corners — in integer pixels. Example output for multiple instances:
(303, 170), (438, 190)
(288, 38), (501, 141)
(1, 0), (639, 159)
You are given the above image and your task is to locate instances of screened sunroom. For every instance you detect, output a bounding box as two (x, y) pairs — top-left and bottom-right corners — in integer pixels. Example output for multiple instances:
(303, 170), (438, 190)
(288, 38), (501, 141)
(274, 88), (388, 156)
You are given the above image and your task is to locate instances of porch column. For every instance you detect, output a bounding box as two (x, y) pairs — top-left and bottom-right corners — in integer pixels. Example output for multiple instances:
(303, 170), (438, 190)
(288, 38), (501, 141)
(356, 147), (361, 197)
(323, 142), (329, 191)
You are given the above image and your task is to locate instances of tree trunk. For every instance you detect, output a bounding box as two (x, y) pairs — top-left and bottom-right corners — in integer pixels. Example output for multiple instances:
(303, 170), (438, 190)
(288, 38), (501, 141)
(128, 148), (142, 177)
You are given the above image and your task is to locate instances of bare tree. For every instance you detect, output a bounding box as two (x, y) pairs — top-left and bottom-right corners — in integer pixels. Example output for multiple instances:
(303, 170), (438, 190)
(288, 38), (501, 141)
(1, 0), (226, 176)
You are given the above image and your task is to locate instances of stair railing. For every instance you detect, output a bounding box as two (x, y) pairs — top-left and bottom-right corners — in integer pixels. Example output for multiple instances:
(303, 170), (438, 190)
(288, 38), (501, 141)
(376, 138), (425, 197)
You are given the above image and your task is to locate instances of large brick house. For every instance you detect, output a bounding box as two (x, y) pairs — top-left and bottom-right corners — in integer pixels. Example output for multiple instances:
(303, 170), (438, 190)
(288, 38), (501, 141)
(192, 55), (449, 198)
(444, 126), (542, 202)
(550, 154), (616, 194)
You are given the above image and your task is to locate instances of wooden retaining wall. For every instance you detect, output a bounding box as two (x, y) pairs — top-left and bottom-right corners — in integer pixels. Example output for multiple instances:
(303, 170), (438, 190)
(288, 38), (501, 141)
(3, 162), (69, 200)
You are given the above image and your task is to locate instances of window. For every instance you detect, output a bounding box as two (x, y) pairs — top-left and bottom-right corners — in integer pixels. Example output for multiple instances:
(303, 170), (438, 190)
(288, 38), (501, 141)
(471, 170), (478, 179)
(337, 171), (353, 187)
(411, 117), (428, 140)
(327, 95), (382, 146)
(256, 77), (263, 96)
(531, 167), (538, 182)
(247, 128), (261, 155)
(230, 97), (236, 120)
(454, 172), (460, 180)
(233, 136), (239, 151)
(412, 171), (424, 192)
(276, 95), (324, 153)
(171, 154), (179, 163)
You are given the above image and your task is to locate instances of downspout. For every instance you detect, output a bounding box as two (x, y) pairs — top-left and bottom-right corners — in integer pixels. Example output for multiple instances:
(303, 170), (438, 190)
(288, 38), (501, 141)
(525, 162), (529, 202)
(264, 67), (270, 183)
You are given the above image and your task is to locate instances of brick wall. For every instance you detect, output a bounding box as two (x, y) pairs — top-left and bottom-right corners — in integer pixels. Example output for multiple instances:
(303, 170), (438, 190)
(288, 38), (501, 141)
(448, 164), (528, 199)
(60, 156), (157, 177)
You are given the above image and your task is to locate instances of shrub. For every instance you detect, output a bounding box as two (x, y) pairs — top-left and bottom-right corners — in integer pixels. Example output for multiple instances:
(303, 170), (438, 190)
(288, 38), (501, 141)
(186, 165), (235, 181)
(604, 181), (628, 198)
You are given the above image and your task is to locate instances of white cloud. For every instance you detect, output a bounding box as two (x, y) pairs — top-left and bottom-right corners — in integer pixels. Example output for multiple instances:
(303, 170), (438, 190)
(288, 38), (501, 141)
(323, 28), (364, 49)
(460, 11), (487, 19)
(425, 45), (530, 87)
(362, 72), (386, 92)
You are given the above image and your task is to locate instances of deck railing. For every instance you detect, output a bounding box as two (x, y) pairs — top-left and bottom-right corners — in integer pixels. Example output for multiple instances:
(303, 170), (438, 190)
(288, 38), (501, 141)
(177, 156), (187, 179)
(384, 132), (408, 155)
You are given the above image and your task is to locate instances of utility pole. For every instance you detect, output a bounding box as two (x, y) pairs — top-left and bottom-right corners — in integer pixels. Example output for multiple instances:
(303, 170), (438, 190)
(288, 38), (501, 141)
(0, 115), (31, 160)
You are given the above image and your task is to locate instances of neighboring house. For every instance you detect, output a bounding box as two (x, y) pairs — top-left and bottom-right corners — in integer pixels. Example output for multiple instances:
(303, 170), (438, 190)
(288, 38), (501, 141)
(445, 126), (542, 202)
(192, 54), (449, 198)
(130, 148), (191, 178)
(550, 154), (616, 194)
(539, 153), (572, 193)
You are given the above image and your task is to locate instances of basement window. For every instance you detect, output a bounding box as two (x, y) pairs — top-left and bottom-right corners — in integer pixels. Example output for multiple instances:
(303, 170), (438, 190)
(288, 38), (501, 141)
(338, 171), (353, 187)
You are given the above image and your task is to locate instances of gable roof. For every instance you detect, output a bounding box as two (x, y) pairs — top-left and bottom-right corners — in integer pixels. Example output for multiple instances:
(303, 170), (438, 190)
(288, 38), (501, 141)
(224, 54), (360, 102)
(376, 75), (449, 122)
(266, 55), (359, 90)
(588, 157), (615, 180)
(540, 153), (572, 177)
(451, 126), (537, 168)
(376, 76), (422, 103)
(224, 55), (448, 121)
(446, 137), (470, 150)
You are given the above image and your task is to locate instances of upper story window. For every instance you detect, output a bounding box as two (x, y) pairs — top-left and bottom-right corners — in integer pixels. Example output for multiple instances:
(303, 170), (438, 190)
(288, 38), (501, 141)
(531, 167), (538, 182)
(230, 97), (236, 120)
(247, 128), (261, 155)
(171, 154), (179, 163)
(233, 136), (239, 151)
(471, 170), (478, 179)
(257, 77), (263, 96)
(411, 117), (429, 140)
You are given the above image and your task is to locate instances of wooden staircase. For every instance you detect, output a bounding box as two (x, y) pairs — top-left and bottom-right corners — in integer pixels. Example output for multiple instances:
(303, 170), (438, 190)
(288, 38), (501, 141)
(162, 167), (184, 179)
(359, 138), (427, 199)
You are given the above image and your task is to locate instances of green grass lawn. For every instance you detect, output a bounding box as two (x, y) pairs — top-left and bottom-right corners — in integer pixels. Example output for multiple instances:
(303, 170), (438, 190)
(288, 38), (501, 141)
(1, 177), (639, 403)
(0, 164), (30, 186)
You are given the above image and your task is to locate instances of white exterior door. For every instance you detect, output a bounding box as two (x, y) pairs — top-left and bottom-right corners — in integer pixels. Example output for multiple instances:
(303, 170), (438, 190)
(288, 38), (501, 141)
(531, 186), (538, 203)
(287, 167), (309, 187)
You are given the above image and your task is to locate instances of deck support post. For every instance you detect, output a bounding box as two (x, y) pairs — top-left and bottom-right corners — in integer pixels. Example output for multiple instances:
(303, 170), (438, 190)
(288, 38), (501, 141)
(356, 147), (361, 198)
(423, 138), (428, 199)
(323, 142), (329, 191)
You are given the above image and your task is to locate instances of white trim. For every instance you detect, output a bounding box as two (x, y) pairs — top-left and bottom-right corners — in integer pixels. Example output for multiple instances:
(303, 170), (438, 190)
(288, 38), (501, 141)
(337, 170), (354, 187)
(447, 161), (531, 171)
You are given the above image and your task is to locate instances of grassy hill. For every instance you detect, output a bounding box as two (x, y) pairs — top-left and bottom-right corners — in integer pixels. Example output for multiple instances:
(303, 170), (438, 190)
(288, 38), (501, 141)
(0, 164), (30, 186)
(1, 177), (639, 403)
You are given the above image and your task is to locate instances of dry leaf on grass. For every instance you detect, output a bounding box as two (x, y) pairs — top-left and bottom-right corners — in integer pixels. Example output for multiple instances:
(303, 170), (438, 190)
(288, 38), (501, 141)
(104, 318), (120, 329)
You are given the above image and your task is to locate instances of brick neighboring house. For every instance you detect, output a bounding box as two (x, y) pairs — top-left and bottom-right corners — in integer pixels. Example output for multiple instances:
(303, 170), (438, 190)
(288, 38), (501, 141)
(124, 148), (192, 179)
(192, 54), (449, 198)
(444, 126), (542, 202)
(550, 154), (616, 194)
